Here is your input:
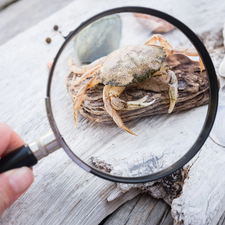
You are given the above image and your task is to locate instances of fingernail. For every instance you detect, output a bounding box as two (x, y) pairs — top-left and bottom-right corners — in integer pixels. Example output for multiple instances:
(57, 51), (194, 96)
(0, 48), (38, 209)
(8, 167), (34, 193)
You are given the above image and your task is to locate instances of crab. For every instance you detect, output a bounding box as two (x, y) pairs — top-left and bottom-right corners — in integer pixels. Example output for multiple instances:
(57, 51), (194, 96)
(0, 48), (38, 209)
(69, 34), (203, 135)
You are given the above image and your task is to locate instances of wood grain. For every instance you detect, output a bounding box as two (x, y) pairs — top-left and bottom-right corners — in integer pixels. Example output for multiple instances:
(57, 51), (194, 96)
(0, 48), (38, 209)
(102, 194), (173, 225)
(0, 0), (225, 225)
(0, 0), (74, 46)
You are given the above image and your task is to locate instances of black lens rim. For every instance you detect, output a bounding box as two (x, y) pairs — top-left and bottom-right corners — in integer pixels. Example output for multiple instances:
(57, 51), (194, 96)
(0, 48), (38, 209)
(46, 6), (218, 183)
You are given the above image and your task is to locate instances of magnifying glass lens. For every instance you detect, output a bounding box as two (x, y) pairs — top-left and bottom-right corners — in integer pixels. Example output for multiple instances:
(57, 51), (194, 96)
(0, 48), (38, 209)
(49, 11), (213, 182)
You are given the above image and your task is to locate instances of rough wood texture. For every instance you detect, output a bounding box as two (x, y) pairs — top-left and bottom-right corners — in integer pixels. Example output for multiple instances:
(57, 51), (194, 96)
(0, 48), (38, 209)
(0, 0), (74, 45)
(171, 43), (225, 224)
(103, 46), (225, 225)
(0, 0), (225, 225)
(0, 0), (18, 11)
(218, 212), (225, 225)
(105, 166), (188, 206)
(102, 194), (173, 225)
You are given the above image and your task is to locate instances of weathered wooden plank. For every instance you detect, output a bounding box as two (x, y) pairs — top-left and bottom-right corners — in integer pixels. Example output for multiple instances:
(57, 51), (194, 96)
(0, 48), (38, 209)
(103, 194), (173, 225)
(0, 0), (74, 46)
(102, 195), (142, 225)
(171, 44), (225, 225)
(0, 0), (18, 11)
(0, 0), (225, 225)
(218, 212), (225, 225)
(105, 192), (225, 225)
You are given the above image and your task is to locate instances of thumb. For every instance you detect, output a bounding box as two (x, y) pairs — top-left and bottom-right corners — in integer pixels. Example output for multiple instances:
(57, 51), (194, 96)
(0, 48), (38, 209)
(0, 167), (34, 215)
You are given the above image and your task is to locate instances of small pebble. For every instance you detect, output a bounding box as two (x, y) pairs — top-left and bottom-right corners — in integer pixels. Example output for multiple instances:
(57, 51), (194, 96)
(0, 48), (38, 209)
(46, 37), (51, 44)
(53, 25), (58, 31)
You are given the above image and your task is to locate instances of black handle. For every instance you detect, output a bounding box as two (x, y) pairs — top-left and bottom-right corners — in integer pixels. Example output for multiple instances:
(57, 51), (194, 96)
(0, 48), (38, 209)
(0, 145), (38, 173)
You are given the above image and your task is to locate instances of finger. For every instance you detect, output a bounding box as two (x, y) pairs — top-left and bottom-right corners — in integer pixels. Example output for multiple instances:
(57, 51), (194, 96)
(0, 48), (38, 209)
(0, 122), (25, 157)
(0, 167), (34, 215)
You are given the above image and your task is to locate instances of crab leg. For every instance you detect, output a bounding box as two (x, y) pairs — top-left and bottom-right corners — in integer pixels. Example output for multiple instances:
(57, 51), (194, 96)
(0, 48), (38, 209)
(72, 64), (101, 86)
(108, 87), (155, 111)
(103, 85), (137, 136)
(153, 67), (178, 113)
(68, 57), (105, 74)
(171, 47), (204, 73)
(145, 34), (173, 54)
(107, 87), (127, 110)
(145, 34), (204, 72)
(73, 76), (100, 128)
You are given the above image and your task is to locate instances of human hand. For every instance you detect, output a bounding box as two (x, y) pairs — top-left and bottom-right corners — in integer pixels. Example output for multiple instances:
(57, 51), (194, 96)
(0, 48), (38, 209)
(0, 123), (34, 215)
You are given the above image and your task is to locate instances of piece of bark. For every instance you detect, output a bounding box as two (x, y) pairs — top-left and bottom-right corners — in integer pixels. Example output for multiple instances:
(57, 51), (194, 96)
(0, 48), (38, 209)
(66, 54), (210, 124)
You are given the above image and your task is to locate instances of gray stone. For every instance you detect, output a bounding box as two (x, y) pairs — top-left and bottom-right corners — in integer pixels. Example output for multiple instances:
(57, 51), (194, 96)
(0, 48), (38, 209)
(74, 14), (122, 63)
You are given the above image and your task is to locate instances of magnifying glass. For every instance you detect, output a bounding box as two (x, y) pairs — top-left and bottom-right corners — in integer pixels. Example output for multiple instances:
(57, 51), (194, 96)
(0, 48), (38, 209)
(0, 7), (218, 183)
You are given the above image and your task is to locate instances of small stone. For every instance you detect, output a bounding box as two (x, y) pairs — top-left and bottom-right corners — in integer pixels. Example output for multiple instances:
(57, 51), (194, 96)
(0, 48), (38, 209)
(74, 15), (122, 63)
(46, 37), (51, 44)
(53, 25), (58, 31)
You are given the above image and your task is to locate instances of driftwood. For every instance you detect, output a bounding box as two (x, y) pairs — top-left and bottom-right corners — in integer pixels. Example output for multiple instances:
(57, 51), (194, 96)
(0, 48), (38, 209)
(66, 54), (209, 124)
(92, 156), (188, 205)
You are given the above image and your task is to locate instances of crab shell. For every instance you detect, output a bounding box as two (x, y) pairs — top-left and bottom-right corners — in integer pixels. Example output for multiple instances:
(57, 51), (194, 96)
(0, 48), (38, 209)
(97, 45), (166, 87)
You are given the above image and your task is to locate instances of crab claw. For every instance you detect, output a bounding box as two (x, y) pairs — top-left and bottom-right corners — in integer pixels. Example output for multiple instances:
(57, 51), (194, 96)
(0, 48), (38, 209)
(103, 85), (137, 136)
(153, 67), (178, 113)
(105, 100), (137, 136)
(126, 96), (155, 110)
(145, 35), (204, 73)
(167, 71), (178, 113)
